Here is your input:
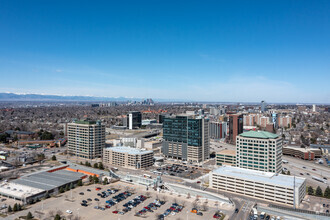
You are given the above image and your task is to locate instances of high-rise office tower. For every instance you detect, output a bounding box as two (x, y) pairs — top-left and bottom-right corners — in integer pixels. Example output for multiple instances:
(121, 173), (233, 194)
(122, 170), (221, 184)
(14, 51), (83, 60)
(67, 119), (105, 159)
(162, 115), (209, 162)
(126, 111), (142, 129)
(229, 114), (243, 144)
(236, 130), (283, 174)
(261, 100), (267, 112)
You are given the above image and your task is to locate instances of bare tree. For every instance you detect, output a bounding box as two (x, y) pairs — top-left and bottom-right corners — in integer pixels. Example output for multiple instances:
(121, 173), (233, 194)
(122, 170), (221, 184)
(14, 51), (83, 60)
(173, 198), (178, 204)
(68, 214), (73, 220)
(201, 203), (208, 211)
(187, 193), (191, 199)
(56, 210), (63, 216)
(146, 192), (151, 198)
(48, 210), (54, 218)
(192, 201), (198, 209)
(162, 195), (167, 202)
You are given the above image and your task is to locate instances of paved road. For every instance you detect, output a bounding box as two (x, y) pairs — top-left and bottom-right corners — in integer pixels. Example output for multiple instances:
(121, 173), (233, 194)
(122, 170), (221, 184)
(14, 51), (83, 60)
(282, 156), (330, 189)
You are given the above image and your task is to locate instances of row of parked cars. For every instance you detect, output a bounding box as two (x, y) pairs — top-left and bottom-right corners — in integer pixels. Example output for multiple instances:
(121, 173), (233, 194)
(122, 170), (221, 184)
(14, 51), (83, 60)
(97, 188), (118, 198)
(136, 199), (166, 217)
(158, 202), (184, 219)
(122, 194), (147, 214)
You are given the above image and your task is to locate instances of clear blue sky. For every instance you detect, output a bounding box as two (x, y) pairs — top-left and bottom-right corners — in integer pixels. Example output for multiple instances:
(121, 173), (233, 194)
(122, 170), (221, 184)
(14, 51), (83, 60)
(0, 0), (329, 103)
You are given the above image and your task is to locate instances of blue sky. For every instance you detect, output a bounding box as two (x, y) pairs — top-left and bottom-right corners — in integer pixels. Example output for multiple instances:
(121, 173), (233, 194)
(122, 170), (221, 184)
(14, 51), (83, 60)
(0, 0), (329, 103)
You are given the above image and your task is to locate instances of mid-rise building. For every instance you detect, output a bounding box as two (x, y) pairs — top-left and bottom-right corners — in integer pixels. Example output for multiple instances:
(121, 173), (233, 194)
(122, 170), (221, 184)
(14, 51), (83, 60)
(229, 114), (243, 144)
(162, 115), (209, 162)
(209, 166), (306, 208)
(283, 146), (319, 160)
(67, 119), (105, 159)
(209, 121), (227, 139)
(216, 149), (236, 166)
(125, 111), (142, 129)
(236, 131), (283, 174)
(259, 116), (269, 128)
(277, 115), (292, 128)
(103, 146), (153, 169)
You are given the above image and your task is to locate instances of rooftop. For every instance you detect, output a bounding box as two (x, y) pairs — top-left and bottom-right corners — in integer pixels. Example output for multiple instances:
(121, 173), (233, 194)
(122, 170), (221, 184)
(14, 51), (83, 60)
(105, 146), (153, 155)
(12, 169), (85, 191)
(239, 131), (279, 139)
(217, 149), (236, 156)
(212, 166), (305, 188)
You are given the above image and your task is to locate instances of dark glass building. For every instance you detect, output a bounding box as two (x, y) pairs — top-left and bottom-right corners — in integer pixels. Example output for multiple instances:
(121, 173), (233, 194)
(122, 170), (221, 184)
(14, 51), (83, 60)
(162, 115), (209, 162)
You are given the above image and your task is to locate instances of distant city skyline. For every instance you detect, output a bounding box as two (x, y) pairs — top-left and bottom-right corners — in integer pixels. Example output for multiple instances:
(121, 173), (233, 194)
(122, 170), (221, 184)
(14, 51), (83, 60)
(0, 1), (329, 103)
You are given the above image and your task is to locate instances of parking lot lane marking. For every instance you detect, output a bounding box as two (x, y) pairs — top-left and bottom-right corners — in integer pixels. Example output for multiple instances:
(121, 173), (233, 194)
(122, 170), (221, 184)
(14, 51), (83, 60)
(239, 201), (246, 213)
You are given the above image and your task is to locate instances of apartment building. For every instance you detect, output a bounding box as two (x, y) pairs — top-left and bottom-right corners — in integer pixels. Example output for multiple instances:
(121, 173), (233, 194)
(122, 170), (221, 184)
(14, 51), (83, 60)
(229, 114), (243, 144)
(67, 119), (105, 159)
(209, 121), (227, 139)
(210, 166), (306, 208)
(236, 131), (283, 174)
(277, 115), (292, 128)
(162, 115), (209, 162)
(103, 147), (153, 169)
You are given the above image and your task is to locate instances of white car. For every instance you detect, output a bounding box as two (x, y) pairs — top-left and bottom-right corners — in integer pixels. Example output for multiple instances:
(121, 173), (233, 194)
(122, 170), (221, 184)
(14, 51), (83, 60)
(66, 210), (73, 214)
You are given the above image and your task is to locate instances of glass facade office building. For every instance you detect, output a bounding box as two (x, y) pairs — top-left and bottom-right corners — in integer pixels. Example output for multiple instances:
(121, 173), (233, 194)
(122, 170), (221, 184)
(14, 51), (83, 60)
(162, 115), (209, 162)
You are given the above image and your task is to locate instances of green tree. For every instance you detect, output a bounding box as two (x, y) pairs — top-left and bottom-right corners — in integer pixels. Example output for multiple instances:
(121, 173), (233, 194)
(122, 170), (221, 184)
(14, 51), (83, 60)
(8, 205), (12, 212)
(89, 175), (93, 183)
(99, 162), (104, 170)
(103, 178), (108, 185)
(315, 186), (323, 197)
(54, 214), (61, 220)
(287, 171), (290, 175)
(51, 155), (57, 161)
(13, 203), (18, 212)
(281, 170), (285, 174)
(93, 175), (99, 184)
(18, 203), (22, 211)
(26, 211), (33, 220)
(65, 184), (69, 191)
(324, 186), (330, 199)
(307, 186), (314, 195)
(77, 179), (83, 186)
(70, 182), (74, 190)
(93, 163), (99, 169)
(59, 187), (64, 193)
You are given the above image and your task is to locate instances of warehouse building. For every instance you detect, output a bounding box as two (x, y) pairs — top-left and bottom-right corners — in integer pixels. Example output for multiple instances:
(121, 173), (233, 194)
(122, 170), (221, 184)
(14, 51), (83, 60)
(210, 166), (306, 208)
(103, 147), (154, 169)
(0, 167), (85, 203)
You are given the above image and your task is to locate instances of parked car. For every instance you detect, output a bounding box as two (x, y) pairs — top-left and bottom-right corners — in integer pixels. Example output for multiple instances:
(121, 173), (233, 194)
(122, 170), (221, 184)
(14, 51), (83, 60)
(66, 210), (73, 214)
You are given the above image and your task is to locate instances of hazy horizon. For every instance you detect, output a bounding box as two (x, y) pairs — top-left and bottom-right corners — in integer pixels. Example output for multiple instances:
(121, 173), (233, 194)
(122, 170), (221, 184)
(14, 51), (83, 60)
(1, 1), (329, 103)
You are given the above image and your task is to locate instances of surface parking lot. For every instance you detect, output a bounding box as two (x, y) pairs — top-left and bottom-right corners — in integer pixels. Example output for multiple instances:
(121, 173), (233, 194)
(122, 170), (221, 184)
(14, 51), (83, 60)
(5, 181), (229, 220)
(150, 163), (208, 180)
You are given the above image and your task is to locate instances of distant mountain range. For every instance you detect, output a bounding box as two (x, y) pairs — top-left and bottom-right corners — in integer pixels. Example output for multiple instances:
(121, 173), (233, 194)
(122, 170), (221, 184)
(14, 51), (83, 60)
(0, 93), (143, 102)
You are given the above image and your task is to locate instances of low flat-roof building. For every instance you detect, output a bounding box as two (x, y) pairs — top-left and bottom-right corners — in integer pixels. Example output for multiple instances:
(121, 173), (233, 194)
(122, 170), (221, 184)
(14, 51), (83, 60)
(216, 149), (236, 166)
(103, 147), (153, 169)
(283, 146), (316, 160)
(210, 166), (306, 208)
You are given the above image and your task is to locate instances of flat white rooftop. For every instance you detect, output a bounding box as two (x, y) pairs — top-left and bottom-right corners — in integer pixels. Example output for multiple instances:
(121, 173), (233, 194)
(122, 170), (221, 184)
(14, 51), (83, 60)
(105, 146), (153, 155)
(212, 166), (305, 188)
(0, 182), (44, 199)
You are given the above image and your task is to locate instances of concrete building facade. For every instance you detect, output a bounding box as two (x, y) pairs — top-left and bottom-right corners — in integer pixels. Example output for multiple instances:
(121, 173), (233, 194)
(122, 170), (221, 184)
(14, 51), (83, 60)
(236, 131), (283, 174)
(103, 147), (154, 169)
(209, 121), (227, 139)
(216, 149), (236, 166)
(67, 119), (105, 159)
(209, 166), (306, 208)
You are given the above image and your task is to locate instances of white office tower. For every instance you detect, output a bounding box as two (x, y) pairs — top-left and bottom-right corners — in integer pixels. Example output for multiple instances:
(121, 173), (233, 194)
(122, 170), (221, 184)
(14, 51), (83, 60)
(68, 119), (105, 159)
(236, 131), (282, 174)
